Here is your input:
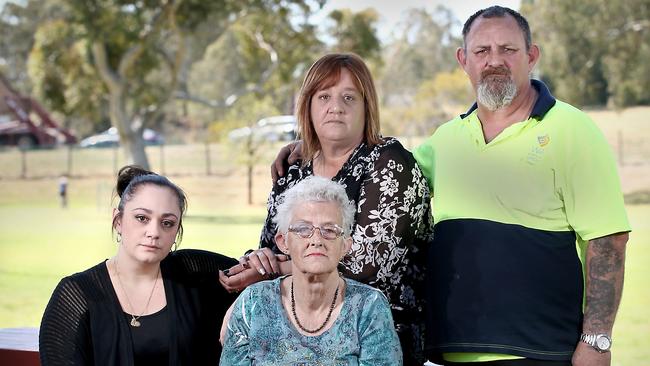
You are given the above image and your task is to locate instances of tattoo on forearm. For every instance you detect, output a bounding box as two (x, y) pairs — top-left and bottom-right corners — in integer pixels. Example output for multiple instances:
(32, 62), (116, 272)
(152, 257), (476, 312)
(583, 236), (626, 332)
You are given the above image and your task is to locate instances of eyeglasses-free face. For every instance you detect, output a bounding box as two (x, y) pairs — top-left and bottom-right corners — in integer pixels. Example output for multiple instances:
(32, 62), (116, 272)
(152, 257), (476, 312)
(288, 223), (344, 241)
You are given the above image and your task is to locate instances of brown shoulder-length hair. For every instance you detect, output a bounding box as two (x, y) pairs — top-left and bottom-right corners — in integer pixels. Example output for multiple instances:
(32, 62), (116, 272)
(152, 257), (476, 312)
(296, 53), (382, 164)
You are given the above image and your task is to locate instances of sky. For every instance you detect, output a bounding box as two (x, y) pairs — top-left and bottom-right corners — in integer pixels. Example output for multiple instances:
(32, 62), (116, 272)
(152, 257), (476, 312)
(315, 0), (522, 42)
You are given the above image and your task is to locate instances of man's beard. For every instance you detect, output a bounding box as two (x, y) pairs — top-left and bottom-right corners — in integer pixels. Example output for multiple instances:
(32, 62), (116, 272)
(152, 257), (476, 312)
(476, 68), (517, 111)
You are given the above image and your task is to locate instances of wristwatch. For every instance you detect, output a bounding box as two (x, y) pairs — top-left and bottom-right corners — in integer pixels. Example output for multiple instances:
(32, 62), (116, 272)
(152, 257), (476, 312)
(580, 333), (612, 353)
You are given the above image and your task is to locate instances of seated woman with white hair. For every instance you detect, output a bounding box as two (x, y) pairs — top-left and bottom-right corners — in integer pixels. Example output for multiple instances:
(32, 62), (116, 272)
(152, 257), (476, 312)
(220, 176), (402, 365)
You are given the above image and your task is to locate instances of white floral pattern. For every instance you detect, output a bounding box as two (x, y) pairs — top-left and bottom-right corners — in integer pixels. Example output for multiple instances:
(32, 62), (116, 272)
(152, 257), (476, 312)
(259, 137), (433, 364)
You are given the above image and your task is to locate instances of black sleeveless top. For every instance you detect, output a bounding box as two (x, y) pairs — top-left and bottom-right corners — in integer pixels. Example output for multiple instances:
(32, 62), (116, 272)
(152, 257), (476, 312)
(125, 306), (170, 365)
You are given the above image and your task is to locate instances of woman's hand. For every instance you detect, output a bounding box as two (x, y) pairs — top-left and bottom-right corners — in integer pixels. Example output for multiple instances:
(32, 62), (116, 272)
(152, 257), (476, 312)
(219, 253), (290, 293)
(219, 263), (261, 293)
(242, 248), (288, 277)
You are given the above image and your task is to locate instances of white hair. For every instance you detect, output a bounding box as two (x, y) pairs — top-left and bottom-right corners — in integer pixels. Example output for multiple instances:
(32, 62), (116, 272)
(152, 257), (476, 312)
(273, 176), (356, 237)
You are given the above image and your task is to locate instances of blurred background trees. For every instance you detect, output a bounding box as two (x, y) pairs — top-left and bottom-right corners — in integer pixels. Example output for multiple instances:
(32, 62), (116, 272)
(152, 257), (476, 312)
(1, 0), (648, 165)
(522, 0), (650, 108)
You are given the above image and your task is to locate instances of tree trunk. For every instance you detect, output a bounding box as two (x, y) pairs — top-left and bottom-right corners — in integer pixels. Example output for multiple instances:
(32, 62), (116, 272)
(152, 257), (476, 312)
(108, 90), (150, 169)
(247, 164), (253, 205)
(92, 42), (150, 169)
(246, 137), (255, 205)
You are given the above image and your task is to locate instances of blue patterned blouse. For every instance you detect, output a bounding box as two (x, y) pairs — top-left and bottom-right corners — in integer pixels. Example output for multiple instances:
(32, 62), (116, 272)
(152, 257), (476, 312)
(220, 276), (403, 366)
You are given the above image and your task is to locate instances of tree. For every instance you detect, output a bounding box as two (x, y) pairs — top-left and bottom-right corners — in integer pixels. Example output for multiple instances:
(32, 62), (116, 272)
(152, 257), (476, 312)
(186, 7), (322, 203)
(523, 0), (650, 107)
(0, 0), (54, 92)
(27, 18), (109, 136)
(214, 95), (282, 204)
(378, 5), (461, 136)
(27, 0), (320, 168)
(185, 7), (322, 135)
(382, 68), (473, 137)
(326, 8), (381, 64)
(379, 6), (460, 106)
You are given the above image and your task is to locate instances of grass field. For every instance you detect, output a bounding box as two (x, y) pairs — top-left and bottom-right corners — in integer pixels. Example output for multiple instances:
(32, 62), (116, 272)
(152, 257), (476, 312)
(1, 180), (648, 365)
(1, 107), (649, 364)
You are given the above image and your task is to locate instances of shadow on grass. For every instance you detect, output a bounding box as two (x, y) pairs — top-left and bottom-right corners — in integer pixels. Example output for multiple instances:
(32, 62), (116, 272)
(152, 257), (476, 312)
(185, 214), (264, 225)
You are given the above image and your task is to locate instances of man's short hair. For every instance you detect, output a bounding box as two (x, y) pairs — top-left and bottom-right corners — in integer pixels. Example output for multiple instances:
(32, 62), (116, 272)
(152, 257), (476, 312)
(462, 6), (532, 50)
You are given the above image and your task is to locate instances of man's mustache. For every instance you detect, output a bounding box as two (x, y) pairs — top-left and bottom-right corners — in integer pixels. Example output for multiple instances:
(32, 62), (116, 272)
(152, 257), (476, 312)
(480, 67), (511, 80)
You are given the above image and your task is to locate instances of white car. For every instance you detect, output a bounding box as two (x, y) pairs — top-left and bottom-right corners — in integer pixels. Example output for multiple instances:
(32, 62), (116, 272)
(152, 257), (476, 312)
(228, 115), (296, 142)
(79, 127), (164, 148)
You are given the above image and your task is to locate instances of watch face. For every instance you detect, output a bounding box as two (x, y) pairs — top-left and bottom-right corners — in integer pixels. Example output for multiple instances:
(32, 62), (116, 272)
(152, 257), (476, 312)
(596, 335), (611, 350)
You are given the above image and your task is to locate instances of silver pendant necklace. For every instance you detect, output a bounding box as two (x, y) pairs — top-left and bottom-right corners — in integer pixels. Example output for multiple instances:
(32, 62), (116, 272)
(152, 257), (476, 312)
(113, 258), (160, 327)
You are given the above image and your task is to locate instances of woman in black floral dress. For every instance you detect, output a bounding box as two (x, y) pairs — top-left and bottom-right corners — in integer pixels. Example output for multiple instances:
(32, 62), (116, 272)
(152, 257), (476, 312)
(220, 53), (433, 365)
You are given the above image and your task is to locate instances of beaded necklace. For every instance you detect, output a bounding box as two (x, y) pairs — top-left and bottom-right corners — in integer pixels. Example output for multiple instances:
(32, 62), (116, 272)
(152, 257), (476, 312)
(290, 278), (340, 334)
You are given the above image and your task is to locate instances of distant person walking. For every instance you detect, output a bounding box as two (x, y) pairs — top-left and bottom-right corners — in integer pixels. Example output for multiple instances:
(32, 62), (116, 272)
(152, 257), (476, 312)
(58, 175), (68, 208)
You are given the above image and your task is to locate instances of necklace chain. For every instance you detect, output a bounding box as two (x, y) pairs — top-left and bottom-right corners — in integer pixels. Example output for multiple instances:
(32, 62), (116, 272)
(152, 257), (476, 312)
(113, 258), (160, 327)
(290, 277), (339, 334)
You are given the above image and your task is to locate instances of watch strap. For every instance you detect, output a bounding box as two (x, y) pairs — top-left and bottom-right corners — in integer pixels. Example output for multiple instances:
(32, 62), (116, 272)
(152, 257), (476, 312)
(580, 333), (612, 353)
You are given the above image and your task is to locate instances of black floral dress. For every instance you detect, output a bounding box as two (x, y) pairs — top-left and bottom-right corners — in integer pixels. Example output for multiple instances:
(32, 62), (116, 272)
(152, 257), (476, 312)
(260, 137), (434, 364)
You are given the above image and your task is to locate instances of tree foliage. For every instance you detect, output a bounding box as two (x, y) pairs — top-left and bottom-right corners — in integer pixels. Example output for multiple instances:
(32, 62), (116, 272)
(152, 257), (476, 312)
(0, 0), (58, 92)
(187, 7), (322, 135)
(379, 7), (459, 104)
(27, 18), (108, 136)
(523, 0), (650, 108)
(382, 68), (473, 137)
(326, 8), (381, 63)
(378, 6), (462, 136)
(18, 0), (322, 167)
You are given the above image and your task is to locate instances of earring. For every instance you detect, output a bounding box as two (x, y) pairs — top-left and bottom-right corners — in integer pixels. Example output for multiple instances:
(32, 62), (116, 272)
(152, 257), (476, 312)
(116, 233), (122, 243)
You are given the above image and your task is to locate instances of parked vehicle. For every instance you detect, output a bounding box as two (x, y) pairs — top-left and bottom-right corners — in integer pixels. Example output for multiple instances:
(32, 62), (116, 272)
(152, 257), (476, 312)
(79, 127), (164, 148)
(0, 73), (77, 148)
(228, 115), (296, 143)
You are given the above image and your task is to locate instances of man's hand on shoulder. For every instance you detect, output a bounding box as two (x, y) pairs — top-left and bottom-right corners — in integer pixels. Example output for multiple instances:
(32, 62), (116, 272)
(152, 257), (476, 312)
(271, 141), (303, 183)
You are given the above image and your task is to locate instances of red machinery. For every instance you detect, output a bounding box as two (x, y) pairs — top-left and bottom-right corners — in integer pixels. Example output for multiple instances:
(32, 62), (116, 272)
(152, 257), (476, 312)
(0, 73), (77, 148)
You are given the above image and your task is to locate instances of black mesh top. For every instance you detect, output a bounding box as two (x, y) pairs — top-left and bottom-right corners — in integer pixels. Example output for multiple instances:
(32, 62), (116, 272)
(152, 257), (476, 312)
(39, 249), (237, 366)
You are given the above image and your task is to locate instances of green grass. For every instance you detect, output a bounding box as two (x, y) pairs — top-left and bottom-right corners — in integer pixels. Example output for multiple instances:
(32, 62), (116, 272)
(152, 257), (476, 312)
(610, 204), (650, 366)
(0, 177), (648, 364)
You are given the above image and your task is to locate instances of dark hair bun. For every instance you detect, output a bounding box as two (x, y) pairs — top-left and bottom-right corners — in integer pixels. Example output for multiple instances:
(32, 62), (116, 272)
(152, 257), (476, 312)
(116, 165), (155, 197)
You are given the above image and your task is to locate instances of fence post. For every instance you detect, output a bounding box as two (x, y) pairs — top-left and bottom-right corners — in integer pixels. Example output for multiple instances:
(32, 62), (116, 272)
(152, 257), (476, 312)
(67, 145), (73, 176)
(20, 149), (27, 179)
(205, 142), (211, 176)
(160, 143), (165, 175)
(112, 145), (118, 174)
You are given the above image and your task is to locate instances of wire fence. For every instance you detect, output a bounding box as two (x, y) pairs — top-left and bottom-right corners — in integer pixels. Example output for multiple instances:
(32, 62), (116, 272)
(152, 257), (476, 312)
(0, 143), (277, 179)
(0, 129), (647, 180)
